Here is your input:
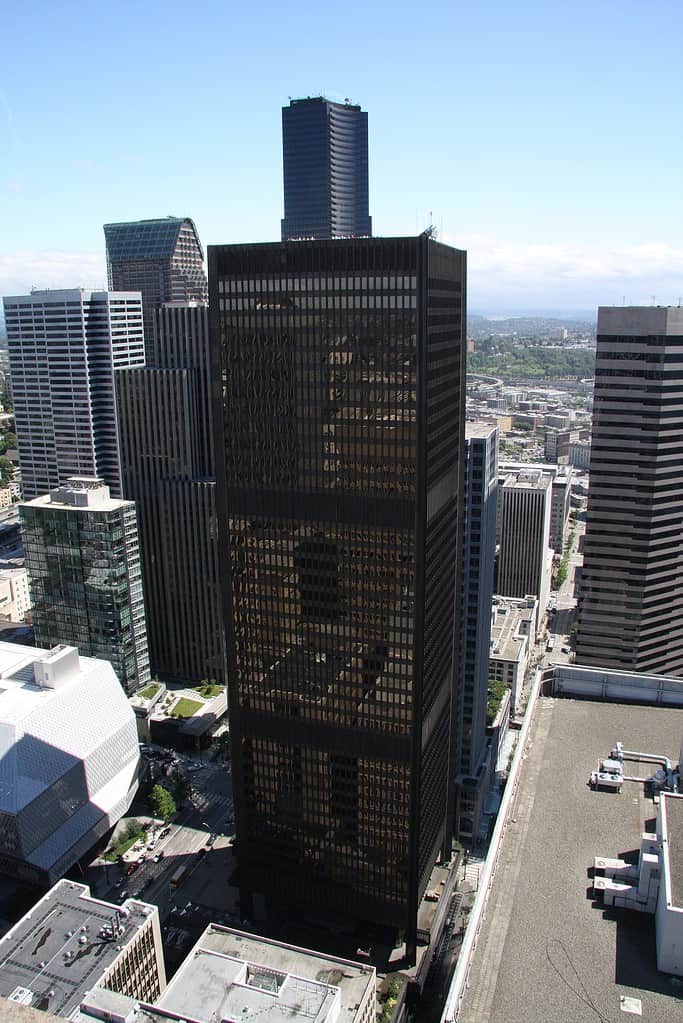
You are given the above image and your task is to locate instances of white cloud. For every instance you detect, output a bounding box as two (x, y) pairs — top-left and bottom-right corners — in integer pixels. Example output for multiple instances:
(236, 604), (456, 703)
(0, 250), (107, 300)
(442, 233), (683, 310)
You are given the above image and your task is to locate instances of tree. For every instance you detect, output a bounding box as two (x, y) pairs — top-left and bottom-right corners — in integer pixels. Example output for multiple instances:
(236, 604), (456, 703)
(149, 784), (176, 822)
(171, 770), (191, 807)
(216, 731), (232, 762)
(0, 456), (14, 483)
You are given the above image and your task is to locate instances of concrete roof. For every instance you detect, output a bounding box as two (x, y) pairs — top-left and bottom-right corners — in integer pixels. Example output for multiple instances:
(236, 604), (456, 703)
(154, 925), (375, 1023)
(662, 794), (683, 909)
(459, 697), (683, 1023)
(0, 880), (157, 1019)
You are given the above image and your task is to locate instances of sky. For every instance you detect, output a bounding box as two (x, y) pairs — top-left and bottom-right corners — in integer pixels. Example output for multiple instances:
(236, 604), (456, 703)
(1, 0), (682, 314)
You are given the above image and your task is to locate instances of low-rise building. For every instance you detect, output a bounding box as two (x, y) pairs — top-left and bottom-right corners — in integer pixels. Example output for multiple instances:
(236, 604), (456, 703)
(0, 567), (30, 622)
(79, 925), (377, 1023)
(489, 595), (538, 713)
(0, 641), (139, 884)
(0, 879), (165, 1019)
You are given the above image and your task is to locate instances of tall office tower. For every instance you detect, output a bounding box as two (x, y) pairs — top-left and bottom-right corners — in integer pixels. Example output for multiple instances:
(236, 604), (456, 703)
(117, 304), (225, 685)
(576, 306), (683, 674)
(3, 290), (144, 500)
(550, 467), (572, 553)
(281, 97), (372, 241)
(455, 423), (498, 841)
(210, 236), (466, 955)
(20, 477), (150, 693)
(104, 217), (208, 358)
(497, 468), (553, 618)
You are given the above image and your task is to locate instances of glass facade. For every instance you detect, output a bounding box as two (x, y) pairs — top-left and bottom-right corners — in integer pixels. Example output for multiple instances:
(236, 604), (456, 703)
(104, 218), (208, 357)
(282, 98), (372, 241)
(20, 493), (150, 694)
(210, 237), (466, 950)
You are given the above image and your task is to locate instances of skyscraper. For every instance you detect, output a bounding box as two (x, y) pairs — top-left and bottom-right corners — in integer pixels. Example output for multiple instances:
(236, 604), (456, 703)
(3, 289), (144, 500)
(20, 477), (150, 693)
(210, 236), (466, 955)
(104, 217), (208, 357)
(497, 468), (553, 617)
(281, 97), (371, 241)
(456, 423), (498, 841)
(117, 304), (225, 685)
(576, 306), (683, 675)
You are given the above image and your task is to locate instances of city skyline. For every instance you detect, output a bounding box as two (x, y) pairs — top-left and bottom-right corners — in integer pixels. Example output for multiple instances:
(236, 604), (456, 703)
(1, 2), (682, 311)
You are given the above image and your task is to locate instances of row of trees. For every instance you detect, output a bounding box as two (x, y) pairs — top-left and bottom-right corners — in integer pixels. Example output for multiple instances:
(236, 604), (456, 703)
(469, 338), (595, 380)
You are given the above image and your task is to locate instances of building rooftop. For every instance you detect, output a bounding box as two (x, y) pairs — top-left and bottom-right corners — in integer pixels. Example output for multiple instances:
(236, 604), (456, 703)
(149, 925), (375, 1023)
(663, 794), (683, 909)
(490, 598), (536, 663)
(501, 468), (552, 491)
(459, 697), (683, 1023)
(0, 880), (157, 1019)
(465, 422), (496, 441)
(104, 217), (203, 262)
(20, 478), (132, 513)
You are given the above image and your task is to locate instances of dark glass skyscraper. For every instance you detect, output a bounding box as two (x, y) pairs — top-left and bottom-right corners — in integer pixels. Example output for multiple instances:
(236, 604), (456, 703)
(281, 97), (372, 241)
(117, 304), (225, 686)
(210, 236), (465, 953)
(104, 217), (208, 356)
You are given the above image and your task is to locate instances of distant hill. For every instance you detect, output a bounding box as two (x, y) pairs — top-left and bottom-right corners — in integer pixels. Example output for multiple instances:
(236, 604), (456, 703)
(468, 313), (595, 337)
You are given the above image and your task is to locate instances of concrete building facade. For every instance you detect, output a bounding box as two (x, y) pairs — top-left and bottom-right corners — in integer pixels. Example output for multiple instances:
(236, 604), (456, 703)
(489, 595), (538, 712)
(3, 290), (145, 500)
(0, 567), (30, 622)
(20, 478), (150, 693)
(576, 306), (683, 674)
(550, 467), (572, 553)
(497, 468), (552, 619)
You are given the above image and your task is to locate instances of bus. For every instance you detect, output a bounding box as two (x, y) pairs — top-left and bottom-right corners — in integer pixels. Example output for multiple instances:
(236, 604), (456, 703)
(170, 863), (189, 888)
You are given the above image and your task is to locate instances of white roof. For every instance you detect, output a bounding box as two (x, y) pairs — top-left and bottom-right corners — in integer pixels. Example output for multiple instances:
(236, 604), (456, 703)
(0, 642), (136, 815)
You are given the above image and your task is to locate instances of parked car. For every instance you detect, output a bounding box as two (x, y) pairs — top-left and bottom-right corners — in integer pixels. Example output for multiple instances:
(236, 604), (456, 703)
(153, 852), (164, 863)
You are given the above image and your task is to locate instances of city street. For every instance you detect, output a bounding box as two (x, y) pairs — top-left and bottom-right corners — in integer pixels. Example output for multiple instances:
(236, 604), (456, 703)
(86, 756), (234, 922)
(546, 512), (585, 665)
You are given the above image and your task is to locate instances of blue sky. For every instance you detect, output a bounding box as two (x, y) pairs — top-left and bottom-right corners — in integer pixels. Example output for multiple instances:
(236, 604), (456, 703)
(1, 0), (682, 313)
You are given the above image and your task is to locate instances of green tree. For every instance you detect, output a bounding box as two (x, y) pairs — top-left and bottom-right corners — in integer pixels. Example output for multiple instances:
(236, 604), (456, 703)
(216, 731), (232, 762)
(149, 784), (176, 822)
(0, 456), (14, 483)
(171, 770), (191, 807)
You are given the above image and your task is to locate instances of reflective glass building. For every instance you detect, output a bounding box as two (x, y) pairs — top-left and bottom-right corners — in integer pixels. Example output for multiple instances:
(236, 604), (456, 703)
(104, 217), (208, 356)
(282, 98), (372, 241)
(20, 478), (150, 694)
(210, 236), (465, 953)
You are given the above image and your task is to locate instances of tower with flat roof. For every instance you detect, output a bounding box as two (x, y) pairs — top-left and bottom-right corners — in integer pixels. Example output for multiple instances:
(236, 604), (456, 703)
(3, 289), (144, 500)
(210, 235), (466, 956)
(282, 97), (371, 241)
(116, 304), (225, 685)
(576, 306), (683, 674)
(497, 468), (553, 617)
(455, 423), (498, 840)
(20, 477), (150, 693)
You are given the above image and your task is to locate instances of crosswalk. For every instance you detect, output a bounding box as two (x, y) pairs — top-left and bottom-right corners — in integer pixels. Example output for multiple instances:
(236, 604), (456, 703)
(459, 852), (485, 891)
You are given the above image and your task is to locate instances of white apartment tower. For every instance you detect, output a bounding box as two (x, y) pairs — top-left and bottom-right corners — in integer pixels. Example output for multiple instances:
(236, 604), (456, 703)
(497, 468), (553, 619)
(3, 290), (144, 500)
